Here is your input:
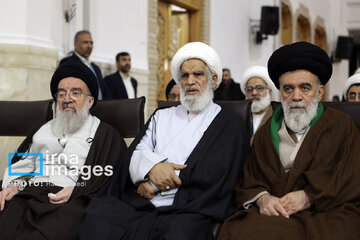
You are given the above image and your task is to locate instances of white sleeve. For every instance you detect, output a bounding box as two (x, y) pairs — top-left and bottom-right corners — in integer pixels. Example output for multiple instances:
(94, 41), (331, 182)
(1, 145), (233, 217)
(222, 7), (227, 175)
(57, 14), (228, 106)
(129, 113), (167, 185)
(2, 150), (36, 190)
(243, 191), (269, 209)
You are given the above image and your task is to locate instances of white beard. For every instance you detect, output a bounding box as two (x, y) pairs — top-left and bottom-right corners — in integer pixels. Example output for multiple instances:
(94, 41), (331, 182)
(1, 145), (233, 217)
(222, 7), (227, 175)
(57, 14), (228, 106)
(52, 99), (90, 137)
(250, 91), (271, 113)
(282, 96), (318, 133)
(180, 80), (213, 114)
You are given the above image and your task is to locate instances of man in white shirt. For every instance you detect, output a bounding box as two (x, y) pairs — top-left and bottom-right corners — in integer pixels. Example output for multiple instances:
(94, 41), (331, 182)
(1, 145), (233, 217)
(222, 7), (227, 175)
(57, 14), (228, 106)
(79, 42), (249, 240)
(103, 52), (138, 99)
(240, 66), (279, 143)
(0, 60), (126, 240)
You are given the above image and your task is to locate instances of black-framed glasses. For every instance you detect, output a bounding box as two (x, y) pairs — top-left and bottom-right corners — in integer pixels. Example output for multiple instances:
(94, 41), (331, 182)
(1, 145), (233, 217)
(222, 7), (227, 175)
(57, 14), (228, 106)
(245, 85), (268, 93)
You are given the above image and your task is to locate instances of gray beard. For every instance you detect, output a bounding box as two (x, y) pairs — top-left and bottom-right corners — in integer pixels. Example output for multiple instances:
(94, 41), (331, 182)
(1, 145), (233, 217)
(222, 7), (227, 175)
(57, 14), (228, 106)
(52, 100), (90, 137)
(282, 97), (318, 133)
(250, 91), (271, 113)
(180, 81), (213, 114)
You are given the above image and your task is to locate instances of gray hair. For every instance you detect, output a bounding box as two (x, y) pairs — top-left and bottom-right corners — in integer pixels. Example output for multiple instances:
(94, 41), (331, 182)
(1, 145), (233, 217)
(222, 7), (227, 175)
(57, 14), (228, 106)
(74, 30), (91, 42)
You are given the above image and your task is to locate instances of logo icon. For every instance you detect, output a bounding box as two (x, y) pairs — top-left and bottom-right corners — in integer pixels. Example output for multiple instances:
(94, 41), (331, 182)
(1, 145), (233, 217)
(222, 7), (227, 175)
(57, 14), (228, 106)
(8, 150), (43, 176)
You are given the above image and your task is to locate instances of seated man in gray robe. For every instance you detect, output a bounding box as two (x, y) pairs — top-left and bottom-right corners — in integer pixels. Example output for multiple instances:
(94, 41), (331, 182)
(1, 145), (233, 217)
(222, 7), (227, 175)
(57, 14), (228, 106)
(0, 60), (126, 240)
(218, 42), (360, 240)
(79, 42), (249, 240)
(240, 65), (279, 143)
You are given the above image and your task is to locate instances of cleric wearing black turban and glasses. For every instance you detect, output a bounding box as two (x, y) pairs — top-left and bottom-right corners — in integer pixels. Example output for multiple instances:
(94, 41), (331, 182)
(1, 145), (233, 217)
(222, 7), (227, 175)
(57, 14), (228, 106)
(0, 60), (127, 240)
(218, 41), (360, 240)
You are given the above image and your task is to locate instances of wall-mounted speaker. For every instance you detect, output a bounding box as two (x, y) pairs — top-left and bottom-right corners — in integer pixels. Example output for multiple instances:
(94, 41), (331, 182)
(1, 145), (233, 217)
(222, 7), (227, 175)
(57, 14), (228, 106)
(335, 36), (354, 59)
(260, 6), (279, 35)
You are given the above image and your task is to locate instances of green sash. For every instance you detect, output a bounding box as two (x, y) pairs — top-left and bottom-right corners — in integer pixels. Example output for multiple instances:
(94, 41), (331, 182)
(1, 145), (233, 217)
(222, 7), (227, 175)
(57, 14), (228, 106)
(270, 103), (324, 156)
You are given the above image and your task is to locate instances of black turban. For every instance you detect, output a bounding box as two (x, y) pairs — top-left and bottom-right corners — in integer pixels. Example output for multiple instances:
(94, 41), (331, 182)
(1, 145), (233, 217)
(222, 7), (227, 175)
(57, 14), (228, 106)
(50, 60), (98, 107)
(165, 79), (177, 100)
(268, 41), (332, 88)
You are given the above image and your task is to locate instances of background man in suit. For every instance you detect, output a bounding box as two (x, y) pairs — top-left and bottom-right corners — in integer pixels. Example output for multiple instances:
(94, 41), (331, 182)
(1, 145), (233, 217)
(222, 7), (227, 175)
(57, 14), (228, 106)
(103, 52), (138, 99)
(214, 68), (245, 100)
(60, 30), (106, 100)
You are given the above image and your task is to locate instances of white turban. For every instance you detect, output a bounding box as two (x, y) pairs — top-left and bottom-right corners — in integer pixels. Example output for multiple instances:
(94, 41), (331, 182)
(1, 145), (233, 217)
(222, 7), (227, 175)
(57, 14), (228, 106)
(171, 42), (222, 90)
(343, 73), (360, 100)
(240, 65), (280, 101)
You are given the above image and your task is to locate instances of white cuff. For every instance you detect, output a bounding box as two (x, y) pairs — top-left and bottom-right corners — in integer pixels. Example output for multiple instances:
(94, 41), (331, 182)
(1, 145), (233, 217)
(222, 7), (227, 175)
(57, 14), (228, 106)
(149, 180), (159, 192)
(243, 191), (269, 209)
(129, 151), (167, 185)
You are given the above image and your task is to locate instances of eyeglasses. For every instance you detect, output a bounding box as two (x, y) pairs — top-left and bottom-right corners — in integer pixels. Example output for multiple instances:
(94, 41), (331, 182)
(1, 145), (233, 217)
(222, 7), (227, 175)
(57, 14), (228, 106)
(56, 90), (88, 100)
(347, 92), (360, 100)
(245, 85), (268, 93)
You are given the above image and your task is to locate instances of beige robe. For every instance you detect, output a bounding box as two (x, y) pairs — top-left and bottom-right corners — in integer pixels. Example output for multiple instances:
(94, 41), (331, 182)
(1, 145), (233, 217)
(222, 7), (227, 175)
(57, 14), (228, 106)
(250, 106), (273, 145)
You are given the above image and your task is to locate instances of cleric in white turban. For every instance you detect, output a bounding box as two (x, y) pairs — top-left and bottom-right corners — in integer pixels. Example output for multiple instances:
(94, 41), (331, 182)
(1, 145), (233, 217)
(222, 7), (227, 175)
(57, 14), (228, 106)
(343, 72), (360, 102)
(79, 42), (249, 240)
(171, 41), (222, 89)
(240, 66), (280, 142)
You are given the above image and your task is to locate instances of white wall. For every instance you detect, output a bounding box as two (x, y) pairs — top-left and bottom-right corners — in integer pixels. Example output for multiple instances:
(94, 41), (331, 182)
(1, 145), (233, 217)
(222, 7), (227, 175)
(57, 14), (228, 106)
(0, 0), (26, 42)
(210, 0), (360, 100)
(89, 0), (148, 71)
(0, 0), (149, 72)
(0, 0), (62, 49)
(210, 0), (276, 84)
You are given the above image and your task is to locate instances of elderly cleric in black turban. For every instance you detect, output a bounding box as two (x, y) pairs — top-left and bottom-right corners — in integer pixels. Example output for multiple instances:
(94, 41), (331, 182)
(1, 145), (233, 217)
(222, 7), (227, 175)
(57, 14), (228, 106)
(268, 41), (333, 88)
(50, 60), (99, 107)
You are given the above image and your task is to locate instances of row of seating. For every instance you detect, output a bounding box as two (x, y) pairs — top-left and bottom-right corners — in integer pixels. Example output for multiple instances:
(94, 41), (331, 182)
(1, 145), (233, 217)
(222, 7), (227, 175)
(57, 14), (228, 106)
(1, 97), (359, 139)
(0, 97), (146, 138)
(0, 98), (359, 179)
(159, 100), (360, 131)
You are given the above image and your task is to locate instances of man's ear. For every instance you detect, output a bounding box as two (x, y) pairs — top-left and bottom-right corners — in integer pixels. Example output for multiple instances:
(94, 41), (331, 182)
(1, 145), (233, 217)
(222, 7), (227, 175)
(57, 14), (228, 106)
(318, 85), (325, 101)
(211, 74), (218, 89)
(269, 88), (272, 96)
(88, 96), (94, 109)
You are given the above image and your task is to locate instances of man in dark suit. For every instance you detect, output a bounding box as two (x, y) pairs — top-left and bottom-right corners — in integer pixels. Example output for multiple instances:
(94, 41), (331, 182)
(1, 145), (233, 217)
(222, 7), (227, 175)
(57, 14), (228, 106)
(103, 52), (138, 99)
(59, 30), (107, 100)
(214, 68), (245, 100)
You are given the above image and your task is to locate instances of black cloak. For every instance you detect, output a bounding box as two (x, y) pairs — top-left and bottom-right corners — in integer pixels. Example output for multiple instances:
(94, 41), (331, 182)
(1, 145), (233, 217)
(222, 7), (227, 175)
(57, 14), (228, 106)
(79, 107), (249, 240)
(0, 121), (127, 240)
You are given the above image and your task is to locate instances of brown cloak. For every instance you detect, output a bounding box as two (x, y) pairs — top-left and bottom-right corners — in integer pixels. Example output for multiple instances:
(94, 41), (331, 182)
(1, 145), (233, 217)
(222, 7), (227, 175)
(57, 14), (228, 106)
(218, 107), (360, 240)
(250, 105), (273, 145)
(0, 122), (127, 240)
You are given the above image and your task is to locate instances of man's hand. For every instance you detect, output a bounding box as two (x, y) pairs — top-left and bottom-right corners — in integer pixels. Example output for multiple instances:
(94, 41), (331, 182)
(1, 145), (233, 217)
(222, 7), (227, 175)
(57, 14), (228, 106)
(137, 180), (157, 199)
(256, 193), (289, 218)
(49, 186), (75, 204)
(148, 163), (187, 191)
(0, 183), (19, 211)
(279, 190), (311, 216)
